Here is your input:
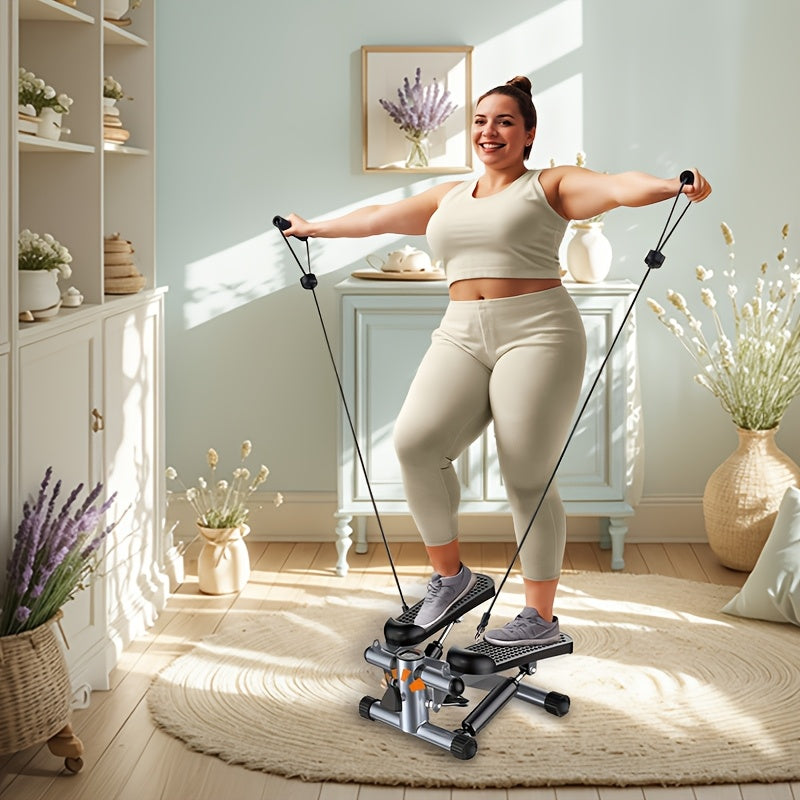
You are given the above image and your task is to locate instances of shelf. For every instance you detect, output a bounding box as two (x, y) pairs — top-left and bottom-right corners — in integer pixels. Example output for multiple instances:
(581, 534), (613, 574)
(18, 134), (95, 154)
(19, 0), (93, 23)
(103, 142), (149, 156)
(103, 21), (148, 46)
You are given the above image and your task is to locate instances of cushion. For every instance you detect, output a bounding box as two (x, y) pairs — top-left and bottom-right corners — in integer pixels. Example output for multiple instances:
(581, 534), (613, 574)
(722, 485), (800, 625)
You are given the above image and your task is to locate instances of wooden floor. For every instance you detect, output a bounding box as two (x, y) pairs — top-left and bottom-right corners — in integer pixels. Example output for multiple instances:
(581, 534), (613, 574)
(2, 540), (798, 800)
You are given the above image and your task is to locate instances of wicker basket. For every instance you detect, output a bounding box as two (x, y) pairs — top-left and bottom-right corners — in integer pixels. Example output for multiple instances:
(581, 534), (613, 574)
(0, 612), (72, 755)
(703, 427), (800, 571)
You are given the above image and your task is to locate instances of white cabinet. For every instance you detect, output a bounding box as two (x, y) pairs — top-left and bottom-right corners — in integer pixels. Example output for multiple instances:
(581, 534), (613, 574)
(1, 1), (164, 696)
(335, 278), (641, 575)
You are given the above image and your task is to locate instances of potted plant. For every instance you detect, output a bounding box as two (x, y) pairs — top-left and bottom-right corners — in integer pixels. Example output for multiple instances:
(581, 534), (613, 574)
(17, 229), (73, 319)
(166, 441), (283, 594)
(18, 67), (73, 141)
(647, 222), (800, 569)
(0, 468), (119, 770)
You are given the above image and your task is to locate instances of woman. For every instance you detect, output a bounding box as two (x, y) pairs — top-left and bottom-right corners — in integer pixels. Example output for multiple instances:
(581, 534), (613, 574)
(283, 76), (712, 646)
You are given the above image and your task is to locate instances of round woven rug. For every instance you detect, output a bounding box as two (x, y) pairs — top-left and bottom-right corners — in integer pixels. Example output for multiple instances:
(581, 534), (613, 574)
(147, 572), (800, 788)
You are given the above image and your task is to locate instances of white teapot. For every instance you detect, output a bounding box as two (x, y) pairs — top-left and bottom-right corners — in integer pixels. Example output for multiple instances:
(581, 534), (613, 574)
(367, 245), (433, 272)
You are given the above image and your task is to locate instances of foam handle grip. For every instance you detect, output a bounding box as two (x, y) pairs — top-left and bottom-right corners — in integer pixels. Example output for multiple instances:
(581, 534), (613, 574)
(273, 215), (308, 241)
(679, 170), (695, 186)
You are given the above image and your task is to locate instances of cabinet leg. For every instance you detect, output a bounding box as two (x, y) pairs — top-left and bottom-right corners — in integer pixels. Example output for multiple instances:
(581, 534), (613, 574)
(355, 517), (368, 554)
(606, 517), (628, 570)
(334, 512), (353, 576)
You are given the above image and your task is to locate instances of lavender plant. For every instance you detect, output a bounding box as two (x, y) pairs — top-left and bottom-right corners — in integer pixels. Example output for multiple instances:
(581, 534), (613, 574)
(0, 468), (118, 636)
(379, 67), (457, 167)
(647, 222), (800, 431)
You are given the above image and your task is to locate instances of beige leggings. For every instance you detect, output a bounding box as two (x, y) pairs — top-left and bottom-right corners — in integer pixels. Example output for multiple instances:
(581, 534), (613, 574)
(393, 286), (587, 581)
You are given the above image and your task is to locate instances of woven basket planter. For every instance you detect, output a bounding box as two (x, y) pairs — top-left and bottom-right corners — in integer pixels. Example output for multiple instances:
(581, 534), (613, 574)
(0, 612), (72, 755)
(703, 427), (800, 572)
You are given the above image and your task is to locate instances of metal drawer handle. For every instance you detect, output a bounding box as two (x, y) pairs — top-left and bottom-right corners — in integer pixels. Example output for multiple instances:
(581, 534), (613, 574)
(91, 408), (105, 432)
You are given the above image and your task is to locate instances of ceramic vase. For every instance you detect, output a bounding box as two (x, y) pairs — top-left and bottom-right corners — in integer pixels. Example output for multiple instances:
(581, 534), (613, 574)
(37, 108), (62, 141)
(703, 426), (800, 571)
(566, 222), (612, 283)
(104, 0), (130, 20)
(18, 269), (61, 314)
(196, 523), (251, 594)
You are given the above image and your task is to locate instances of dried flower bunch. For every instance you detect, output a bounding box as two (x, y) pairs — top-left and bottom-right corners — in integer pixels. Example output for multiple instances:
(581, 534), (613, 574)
(103, 75), (130, 101)
(0, 468), (118, 636)
(18, 229), (73, 278)
(648, 222), (800, 431)
(166, 440), (283, 529)
(18, 67), (73, 116)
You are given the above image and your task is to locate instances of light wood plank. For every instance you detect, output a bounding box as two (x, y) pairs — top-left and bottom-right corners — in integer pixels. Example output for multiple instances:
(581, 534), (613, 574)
(554, 788), (600, 800)
(618, 543), (649, 575)
(664, 543), (709, 583)
(453, 789), (506, 800)
(404, 788), (452, 800)
(740, 784), (794, 800)
(565, 542), (602, 572)
(357, 785), (406, 800)
(598, 789), (644, 800)
(507, 788), (557, 800)
(319, 782), (360, 800)
(637, 544), (679, 577)
(690, 544), (747, 587)
(693, 786), (743, 799)
(639, 786), (693, 800)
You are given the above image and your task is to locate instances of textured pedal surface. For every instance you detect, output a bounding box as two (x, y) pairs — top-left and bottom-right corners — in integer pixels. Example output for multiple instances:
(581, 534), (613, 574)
(447, 633), (573, 675)
(384, 573), (495, 647)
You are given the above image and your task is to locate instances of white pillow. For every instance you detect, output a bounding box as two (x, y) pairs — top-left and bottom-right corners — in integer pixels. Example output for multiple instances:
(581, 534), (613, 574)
(722, 485), (800, 625)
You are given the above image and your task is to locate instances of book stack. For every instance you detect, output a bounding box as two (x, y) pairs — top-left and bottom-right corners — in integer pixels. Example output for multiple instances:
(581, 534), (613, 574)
(103, 104), (130, 145)
(104, 233), (145, 294)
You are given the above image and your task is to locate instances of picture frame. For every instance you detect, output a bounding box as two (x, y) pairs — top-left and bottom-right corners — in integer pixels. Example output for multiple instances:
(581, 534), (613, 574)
(361, 45), (473, 174)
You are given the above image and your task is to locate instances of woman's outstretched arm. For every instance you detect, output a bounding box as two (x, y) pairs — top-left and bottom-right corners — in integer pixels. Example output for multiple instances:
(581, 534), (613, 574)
(281, 181), (459, 239)
(541, 166), (712, 222)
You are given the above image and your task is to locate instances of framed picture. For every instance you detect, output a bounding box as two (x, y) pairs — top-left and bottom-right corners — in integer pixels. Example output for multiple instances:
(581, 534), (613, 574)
(361, 45), (473, 174)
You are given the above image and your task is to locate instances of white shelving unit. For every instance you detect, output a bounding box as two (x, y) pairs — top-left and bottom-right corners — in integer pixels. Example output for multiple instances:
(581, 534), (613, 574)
(1, 0), (167, 696)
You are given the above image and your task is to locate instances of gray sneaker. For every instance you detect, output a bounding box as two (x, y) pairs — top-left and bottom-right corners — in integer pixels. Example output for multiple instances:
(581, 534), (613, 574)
(414, 565), (477, 629)
(483, 607), (561, 647)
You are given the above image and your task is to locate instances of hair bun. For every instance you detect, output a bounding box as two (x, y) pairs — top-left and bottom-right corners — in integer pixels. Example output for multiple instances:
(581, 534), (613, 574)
(506, 76), (532, 95)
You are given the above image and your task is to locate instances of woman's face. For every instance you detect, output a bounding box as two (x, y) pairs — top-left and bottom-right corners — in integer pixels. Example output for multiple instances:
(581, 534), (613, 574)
(472, 93), (534, 167)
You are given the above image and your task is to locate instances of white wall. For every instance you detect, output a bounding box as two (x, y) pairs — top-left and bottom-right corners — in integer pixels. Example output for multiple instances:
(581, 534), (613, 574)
(156, 0), (800, 539)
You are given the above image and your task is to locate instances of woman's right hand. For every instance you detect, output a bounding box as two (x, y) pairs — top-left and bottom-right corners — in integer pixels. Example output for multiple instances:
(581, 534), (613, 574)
(281, 213), (313, 239)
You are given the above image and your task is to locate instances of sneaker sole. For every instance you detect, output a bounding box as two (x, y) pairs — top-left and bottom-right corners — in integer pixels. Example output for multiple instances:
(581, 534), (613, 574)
(483, 631), (561, 647)
(414, 574), (478, 629)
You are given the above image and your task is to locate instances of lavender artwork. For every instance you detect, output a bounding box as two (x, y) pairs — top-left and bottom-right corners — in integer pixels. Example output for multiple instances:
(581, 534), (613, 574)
(379, 67), (457, 167)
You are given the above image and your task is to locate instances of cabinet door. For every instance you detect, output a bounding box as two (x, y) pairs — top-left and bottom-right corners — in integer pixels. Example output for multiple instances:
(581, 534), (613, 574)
(103, 298), (165, 643)
(18, 321), (108, 689)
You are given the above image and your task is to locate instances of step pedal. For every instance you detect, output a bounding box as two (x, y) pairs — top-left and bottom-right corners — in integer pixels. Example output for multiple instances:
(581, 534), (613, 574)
(446, 633), (573, 675)
(383, 573), (496, 647)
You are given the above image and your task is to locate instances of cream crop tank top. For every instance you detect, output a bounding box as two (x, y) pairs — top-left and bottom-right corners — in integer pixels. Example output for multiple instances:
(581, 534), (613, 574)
(426, 169), (568, 286)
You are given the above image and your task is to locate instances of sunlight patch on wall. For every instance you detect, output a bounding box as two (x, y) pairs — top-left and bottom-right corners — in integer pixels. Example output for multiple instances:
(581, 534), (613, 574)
(181, 179), (442, 330)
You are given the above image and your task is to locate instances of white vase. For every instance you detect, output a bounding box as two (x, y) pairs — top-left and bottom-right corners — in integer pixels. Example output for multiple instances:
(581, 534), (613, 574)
(196, 523), (251, 594)
(104, 0), (130, 20)
(566, 222), (613, 283)
(37, 108), (62, 141)
(18, 269), (62, 314)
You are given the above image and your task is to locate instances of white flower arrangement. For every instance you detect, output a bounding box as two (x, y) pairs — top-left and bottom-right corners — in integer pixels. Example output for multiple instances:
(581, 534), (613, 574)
(18, 229), (72, 279)
(103, 75), (131, 101)
(647, 222), (800, 431)
(166, 440), (283, 529)
(18, 67), (73, 116)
